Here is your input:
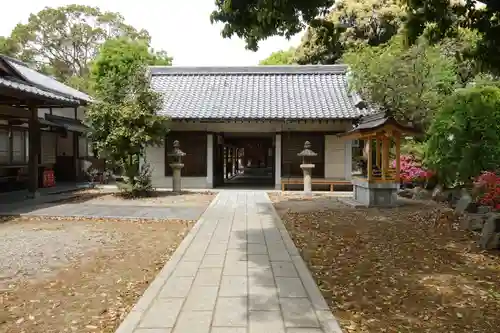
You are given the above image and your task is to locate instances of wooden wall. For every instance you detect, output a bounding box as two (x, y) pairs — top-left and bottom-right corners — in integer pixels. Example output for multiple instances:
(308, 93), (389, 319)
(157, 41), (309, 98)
(164, 131), (207, 177)
(281, 132), (325, 178)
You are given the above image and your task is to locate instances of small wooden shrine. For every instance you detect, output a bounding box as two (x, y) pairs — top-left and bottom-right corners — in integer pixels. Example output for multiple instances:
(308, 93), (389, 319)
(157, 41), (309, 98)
(340, 111), (419, 207)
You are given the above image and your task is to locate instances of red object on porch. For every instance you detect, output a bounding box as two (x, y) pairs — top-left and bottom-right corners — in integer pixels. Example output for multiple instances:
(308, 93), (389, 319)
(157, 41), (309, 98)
(42, 169), (56, 188)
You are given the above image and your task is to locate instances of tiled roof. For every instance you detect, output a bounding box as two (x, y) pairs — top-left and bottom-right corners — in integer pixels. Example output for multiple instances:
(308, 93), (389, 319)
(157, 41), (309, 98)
(150, 65), (370, 120)
(0, 76), (77, 103)
(0, 55), (91, 105)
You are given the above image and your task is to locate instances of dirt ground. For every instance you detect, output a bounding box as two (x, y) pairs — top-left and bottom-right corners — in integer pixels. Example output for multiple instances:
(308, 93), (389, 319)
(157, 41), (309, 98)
(0, 216), (193, 333)
(56, 189), (216, 207)
(270, 192), (500, 333)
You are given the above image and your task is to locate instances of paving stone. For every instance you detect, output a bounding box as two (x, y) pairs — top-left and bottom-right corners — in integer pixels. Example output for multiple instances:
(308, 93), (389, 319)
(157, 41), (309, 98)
(201, 254), (225, 268)
(271, 262), (298, 278)
(158, 277), (193, 298)
(194, 268), (222, 286)
(248, 243), (268, 255)
(206, 242), (228, 255)
(248, 267), (276, 286)
(117, 191), (339, 333)
(172, 261), (200, 277)
(183, 286), (218, 311)
(276, 277), (307, 298)
(219, 275), (248, 297)
(213, 297), (248, 327)
(138, 298), (184, 328)
(211, 328), (247, 333)
(280, 298), (320, 328)
(249, 285), (280, 311)
(223, 260), (247, 276)
(248, 254), (271, 268)
(172, 311), (212, 333)
(249, 310), (285, 333)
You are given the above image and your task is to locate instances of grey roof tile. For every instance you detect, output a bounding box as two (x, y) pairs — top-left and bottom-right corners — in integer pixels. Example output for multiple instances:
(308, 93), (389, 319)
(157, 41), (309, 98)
(150, 65), (370, 120)
(0, 76), (77, 103)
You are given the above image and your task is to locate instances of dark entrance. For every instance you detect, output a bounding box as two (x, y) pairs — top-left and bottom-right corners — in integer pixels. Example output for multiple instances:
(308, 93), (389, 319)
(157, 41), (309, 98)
(212, 133), (274, 188)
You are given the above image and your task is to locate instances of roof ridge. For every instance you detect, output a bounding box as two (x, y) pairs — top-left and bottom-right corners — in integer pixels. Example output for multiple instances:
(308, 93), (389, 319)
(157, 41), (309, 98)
(150, 64), (348, 76)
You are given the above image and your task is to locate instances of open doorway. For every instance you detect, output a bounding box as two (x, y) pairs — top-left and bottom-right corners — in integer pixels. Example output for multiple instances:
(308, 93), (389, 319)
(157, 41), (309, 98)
(213, 133), (275, 188)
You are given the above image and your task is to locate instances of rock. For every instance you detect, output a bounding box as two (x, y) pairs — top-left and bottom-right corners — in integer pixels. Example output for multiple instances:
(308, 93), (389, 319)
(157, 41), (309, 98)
(460, 213), (487, 231)
(431, 184), (447, 202)
(398, 189), (413, 199)
(479, 214), (500, 249)
(412, 187), (432, 200)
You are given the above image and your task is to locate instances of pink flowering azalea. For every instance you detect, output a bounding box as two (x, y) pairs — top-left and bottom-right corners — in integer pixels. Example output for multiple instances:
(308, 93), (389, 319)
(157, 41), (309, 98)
(392, 155), (432, 184)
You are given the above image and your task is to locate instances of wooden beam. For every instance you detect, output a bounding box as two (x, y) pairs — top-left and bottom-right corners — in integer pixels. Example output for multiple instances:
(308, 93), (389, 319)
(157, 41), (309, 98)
(366, 138), (373, 181)
(382, 137), (389, 180)
(375, 139), (381, 168)
(27, 105), (40, 197)
(395, 134), (401, 183)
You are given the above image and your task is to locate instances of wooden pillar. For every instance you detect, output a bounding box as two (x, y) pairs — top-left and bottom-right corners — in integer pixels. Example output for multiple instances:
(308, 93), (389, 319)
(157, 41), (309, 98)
(28, 106), (40, 196)
(73, 132), (79, 181)
(382, 136), (389, 180)
(366, 138), (373, 181)
(395, 134), (401, 182)
(376, 139), (381, 168)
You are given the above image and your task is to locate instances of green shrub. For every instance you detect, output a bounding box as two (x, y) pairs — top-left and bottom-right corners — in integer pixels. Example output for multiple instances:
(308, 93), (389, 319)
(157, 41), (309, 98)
(425, 86), (500, 186)
(117, 162), (154, 197)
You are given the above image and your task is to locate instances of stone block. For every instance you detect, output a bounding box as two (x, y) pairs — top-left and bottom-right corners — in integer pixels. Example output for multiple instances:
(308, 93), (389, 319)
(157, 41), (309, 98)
(183, 286), (218, 311)
(271, 262), (298, 277)
(138, 298), (184, 328)
(275, 277), (307, 298)
(249, 310), (285, 333)
(173, 311), (212, 333)
(280, 298), (320, 328)
(479, 214), (500, 249)
(213, 297), (248, 327)
(219, 276), (248, 297)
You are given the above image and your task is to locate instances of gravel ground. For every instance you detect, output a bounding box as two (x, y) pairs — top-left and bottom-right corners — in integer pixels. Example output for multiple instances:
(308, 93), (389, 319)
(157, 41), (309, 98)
(0, 217), (193, 333)
(0, 220), (119, 285)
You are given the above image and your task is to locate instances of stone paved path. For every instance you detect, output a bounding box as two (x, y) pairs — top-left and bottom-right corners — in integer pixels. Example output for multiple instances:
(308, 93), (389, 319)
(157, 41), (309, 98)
(116, 191), (342, 333)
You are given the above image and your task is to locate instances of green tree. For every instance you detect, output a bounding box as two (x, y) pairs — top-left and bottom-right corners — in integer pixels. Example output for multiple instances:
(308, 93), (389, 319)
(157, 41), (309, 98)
(259, 48), (296, 65)
(7, 5), (154, 90)
(295, 0), (404, 64)
(88, 37), (169, 195)
(211, 0), (499, 71)
(0, 36), (19, 57)
(344, 35), (457, 129)
(425, 86), (500, 186)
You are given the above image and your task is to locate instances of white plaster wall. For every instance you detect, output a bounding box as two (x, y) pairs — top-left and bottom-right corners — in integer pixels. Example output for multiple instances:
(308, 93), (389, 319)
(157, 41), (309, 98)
(206, 134), (213, 187)
(145, 144), (208, 189)
(325, 135), (346, 179)
(76, 107), (86, 121)
(37, 108), (50, 118)
(51, 107), (76, 118)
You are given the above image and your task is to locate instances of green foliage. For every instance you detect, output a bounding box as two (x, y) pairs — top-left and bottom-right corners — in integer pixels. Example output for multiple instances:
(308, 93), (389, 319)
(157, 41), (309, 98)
(425, 86), (500, 186)
(0, 36), (19, 57)
(211, 0), (335, 51)
(1, 5), (171, 91)
(117, 162), (154, 198)
(344, 35), (458, 129)
(401, 138), (427, 161)
(259, 48), (296, 65)
(87, 37), (169, 195)
(404, 0), (500, 74)
(295, 0), (405, 64)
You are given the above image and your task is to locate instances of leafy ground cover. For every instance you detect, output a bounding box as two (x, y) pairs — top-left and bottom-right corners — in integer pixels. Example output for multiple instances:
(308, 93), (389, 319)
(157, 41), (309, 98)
(270, 192), (500, 333)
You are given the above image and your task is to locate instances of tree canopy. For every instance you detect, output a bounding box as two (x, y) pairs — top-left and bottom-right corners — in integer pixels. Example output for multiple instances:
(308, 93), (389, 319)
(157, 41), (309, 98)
(295, 0), (404, 64)
(259, 48), (296, 65)
(1, 5), (172, 91)
(425, 85), (500, 186)
(214, 0), (499, 71)
(87, 37), (168, 193)
(344, 35), (458, 129)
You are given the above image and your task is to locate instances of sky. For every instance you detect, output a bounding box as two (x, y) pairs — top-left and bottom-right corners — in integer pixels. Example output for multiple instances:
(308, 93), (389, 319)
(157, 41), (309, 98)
(0, 0), (303, 66)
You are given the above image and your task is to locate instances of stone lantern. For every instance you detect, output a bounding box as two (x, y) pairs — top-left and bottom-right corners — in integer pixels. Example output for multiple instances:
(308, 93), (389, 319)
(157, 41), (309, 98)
(168, 140), (186, 192)
(297, 141), (317, 195)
